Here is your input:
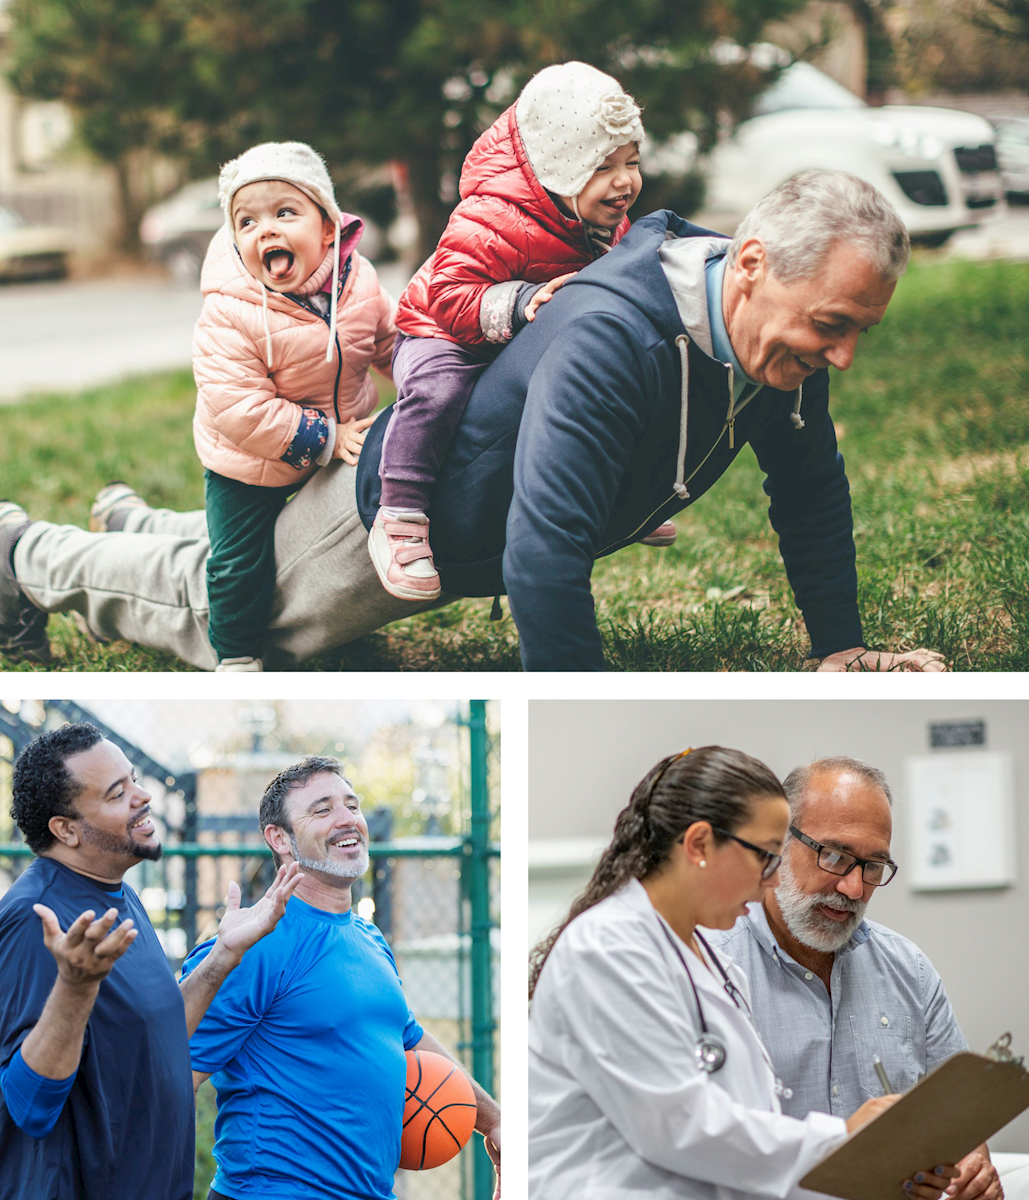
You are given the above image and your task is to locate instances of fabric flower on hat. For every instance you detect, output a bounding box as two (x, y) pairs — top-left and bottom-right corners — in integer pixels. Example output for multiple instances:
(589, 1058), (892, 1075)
(595, 91), (642, 139)
(516, 61), (647, 199)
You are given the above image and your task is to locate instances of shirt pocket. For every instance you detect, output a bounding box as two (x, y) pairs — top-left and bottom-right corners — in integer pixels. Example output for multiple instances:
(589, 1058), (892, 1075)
(850, 1011), (918, 1099)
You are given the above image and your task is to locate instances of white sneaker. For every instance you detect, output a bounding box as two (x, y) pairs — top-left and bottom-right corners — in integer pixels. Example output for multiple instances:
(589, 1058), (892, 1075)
(215, 656), (263, 672)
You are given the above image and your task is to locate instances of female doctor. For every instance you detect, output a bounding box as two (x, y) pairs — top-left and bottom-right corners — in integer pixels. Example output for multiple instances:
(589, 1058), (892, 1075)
(528, 747), (960, 1200)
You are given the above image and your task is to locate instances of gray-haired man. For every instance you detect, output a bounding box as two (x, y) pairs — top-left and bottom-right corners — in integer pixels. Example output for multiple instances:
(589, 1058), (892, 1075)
(706, 756), (1003, 1200)
(1, 170), (945, 671)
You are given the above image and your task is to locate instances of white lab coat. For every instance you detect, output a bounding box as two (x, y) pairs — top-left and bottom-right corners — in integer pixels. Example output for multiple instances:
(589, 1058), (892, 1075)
(529, 878), (848, 1200)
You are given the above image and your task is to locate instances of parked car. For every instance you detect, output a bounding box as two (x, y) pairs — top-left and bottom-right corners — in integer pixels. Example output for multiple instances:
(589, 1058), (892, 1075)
(652, 60), (1004, 246)
(992, 117), (1029, 198)
(0, 205), (71, 281)
(141, 172), (391, 283)
(139, 177), (224, 283)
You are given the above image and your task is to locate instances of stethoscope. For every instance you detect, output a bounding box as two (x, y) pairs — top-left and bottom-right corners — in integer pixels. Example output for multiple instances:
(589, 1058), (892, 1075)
(657, 917), (793, 1100)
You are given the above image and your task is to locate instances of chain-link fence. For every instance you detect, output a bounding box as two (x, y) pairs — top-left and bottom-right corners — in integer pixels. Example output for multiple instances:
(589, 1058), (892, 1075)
(0, 698), (500, 1200)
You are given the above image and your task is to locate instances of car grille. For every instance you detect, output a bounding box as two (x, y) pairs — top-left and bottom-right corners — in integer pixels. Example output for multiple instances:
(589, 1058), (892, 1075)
(1, 252), (66, 277)
(893, 170), (948, 206)
(954, 144), (998, 173)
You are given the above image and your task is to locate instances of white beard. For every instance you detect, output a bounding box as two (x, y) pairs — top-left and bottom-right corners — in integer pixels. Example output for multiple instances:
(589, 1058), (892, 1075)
(290, 833), (369, 880)
(775, 851), (867, 953)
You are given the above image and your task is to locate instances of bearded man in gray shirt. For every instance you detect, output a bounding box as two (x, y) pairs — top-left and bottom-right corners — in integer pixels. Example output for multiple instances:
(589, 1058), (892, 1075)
(706, 756), (1007, 1200)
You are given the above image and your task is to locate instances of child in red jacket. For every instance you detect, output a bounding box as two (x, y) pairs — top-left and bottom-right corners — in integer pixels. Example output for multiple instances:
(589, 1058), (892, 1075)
(370, 60), (670, 601)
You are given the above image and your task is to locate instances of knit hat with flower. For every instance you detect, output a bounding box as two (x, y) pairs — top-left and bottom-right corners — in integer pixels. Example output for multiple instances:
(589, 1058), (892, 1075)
(515, 61), (645, 199)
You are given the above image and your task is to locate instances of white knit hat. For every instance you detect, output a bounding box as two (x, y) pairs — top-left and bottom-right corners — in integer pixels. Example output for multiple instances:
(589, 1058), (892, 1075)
(218, 141), (341, 233)
(217, 141), (343, 369)
(515, 62), (646, 199)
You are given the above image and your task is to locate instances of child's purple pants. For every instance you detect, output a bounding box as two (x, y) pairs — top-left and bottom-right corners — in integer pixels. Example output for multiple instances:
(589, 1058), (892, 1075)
(379, 332), (498, 511)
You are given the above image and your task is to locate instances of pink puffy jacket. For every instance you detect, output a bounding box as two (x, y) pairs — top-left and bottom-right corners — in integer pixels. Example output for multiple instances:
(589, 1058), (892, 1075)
(192, 220), (395, 488)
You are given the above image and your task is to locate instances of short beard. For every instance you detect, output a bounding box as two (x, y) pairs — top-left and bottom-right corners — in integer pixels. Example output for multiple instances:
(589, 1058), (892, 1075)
(289, 832), (368, 880)
(775, 850), (866, 953)
(79, 818), (163, 862)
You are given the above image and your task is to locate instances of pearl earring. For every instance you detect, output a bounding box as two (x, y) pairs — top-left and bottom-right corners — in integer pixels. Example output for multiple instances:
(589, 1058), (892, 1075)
(699, 860), (707, 868)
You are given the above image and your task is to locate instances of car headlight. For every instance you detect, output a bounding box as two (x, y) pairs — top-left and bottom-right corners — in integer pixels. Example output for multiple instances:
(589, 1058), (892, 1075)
(867, 122), (944, 161)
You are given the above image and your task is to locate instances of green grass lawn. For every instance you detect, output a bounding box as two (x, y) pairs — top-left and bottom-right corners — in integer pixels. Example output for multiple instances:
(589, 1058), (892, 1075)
(2, 256), (1027, 671)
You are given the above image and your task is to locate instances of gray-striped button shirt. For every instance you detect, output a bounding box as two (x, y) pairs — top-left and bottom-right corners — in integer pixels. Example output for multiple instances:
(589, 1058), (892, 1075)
(704, 903), (968, 1120)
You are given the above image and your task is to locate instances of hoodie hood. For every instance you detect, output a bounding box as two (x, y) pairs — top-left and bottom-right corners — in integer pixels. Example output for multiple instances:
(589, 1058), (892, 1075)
(657, 233), (732, 358)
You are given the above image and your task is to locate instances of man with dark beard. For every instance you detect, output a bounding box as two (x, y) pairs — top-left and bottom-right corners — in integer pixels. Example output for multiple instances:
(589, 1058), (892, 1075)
(706, 756), (1004, 1200)
(182, 756), (501, 1200)
(0, 722), (302, 1200)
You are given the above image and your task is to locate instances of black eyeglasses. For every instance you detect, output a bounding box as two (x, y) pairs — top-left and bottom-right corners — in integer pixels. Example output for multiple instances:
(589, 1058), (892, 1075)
(709, 827), (783, 880)
(789, 825), (898, 887)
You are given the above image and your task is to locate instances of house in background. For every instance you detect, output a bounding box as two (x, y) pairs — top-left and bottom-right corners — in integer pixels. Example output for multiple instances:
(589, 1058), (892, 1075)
(0, 1), (120, 253)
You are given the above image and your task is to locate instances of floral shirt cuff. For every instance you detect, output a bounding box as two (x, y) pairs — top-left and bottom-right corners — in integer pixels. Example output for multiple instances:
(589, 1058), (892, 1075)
(280, 407), (329, 470)
(480, 280), (539, 343)
(316, 419), (337, 466)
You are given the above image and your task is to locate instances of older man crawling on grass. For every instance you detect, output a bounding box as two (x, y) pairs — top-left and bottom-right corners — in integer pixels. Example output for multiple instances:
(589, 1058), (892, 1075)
(0, 170), (946, 672)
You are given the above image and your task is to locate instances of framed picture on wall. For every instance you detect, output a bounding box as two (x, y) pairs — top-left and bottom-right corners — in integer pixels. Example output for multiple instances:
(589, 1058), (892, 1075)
(905, 752), (1016, 891)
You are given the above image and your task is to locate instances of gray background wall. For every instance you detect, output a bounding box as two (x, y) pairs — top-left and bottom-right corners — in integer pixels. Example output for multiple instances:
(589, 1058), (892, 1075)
(528, 698), (1029, 1151)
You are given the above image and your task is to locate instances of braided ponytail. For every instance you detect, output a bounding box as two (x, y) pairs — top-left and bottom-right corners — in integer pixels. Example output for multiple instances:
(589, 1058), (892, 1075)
(528, 746), (784, 999)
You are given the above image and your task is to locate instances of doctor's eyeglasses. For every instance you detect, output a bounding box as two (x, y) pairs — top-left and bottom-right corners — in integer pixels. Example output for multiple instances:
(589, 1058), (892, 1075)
(789, 825), (898, 886)
(687, 827), (782, 879)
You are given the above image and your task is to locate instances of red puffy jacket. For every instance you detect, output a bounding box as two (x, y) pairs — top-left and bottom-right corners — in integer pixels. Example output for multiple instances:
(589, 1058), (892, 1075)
(396, 104), (630, 346)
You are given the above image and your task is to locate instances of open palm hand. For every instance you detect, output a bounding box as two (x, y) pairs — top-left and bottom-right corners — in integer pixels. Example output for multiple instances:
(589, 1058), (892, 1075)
(215, 862), (302, 959)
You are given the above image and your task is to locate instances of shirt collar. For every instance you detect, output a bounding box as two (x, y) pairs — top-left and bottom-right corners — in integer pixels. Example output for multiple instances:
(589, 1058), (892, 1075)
(704, 252), (757, 388)
(745, 898), (870, 965)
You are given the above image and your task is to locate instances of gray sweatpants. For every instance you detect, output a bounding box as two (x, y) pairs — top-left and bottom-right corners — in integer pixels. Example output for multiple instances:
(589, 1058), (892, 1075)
(13, 462), (445, 670)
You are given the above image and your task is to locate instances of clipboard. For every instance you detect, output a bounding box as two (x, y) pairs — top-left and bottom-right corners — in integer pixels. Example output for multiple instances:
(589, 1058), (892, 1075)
(800, 1051), (1029, 1200)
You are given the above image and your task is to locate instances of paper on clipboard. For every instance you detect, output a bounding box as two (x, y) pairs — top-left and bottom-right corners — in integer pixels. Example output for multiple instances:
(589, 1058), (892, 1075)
(800, 1052), (1029, 1200)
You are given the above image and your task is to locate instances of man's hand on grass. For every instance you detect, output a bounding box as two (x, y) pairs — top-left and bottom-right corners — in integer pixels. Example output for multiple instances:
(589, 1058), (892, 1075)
(817, 647), (948, 672)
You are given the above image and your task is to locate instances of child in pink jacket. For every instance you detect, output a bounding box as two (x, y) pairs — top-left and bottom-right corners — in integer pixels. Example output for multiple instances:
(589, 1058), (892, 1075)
(192, 141), (395, 671)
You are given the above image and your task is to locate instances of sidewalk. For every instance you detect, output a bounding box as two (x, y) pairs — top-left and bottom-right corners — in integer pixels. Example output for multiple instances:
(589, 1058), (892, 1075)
(0, 262), (413, 404)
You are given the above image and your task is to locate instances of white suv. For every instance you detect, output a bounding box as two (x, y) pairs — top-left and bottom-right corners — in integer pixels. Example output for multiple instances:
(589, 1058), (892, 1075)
(660, 61), (1004, 245)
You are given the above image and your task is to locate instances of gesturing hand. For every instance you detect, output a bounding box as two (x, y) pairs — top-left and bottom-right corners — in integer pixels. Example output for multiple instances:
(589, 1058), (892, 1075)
(524, 273), (577, 322)
(214, 862), (302, 961)
(33, 904), (138, 989)
(817, 647), (948, 672)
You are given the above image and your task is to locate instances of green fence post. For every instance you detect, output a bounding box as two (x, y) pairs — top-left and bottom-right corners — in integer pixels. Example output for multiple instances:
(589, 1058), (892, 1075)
(467, 700), (495, 1200)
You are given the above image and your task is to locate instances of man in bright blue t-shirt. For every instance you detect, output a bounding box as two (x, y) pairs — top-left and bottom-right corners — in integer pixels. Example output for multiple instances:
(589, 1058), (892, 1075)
(183, 756), (501, 1200)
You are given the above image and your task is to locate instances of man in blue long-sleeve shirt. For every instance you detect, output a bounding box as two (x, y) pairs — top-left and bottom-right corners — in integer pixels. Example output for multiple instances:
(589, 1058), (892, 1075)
(0, 722), (301, 1200)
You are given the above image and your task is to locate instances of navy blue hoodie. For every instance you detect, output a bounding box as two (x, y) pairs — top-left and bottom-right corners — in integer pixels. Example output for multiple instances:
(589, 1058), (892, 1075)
(358, 210), (862, 671)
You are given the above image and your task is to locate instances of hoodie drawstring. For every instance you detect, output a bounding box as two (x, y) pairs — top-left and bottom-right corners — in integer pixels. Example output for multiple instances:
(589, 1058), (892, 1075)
(325, 219), (340, 363)
(673, 335), (691, 500)
(260, 282), (274, 371)
(790, 384), (806, 430)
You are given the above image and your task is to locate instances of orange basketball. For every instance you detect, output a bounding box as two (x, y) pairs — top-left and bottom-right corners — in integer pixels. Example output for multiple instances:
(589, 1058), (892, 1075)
(400, 1049), (477, 1170)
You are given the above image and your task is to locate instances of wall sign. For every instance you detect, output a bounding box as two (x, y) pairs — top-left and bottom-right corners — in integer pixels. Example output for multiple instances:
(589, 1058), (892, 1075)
(929, 720), (986, 749)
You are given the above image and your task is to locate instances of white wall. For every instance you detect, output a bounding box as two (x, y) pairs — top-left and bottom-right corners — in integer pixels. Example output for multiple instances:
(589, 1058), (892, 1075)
(528, 699), (1029, 1152)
